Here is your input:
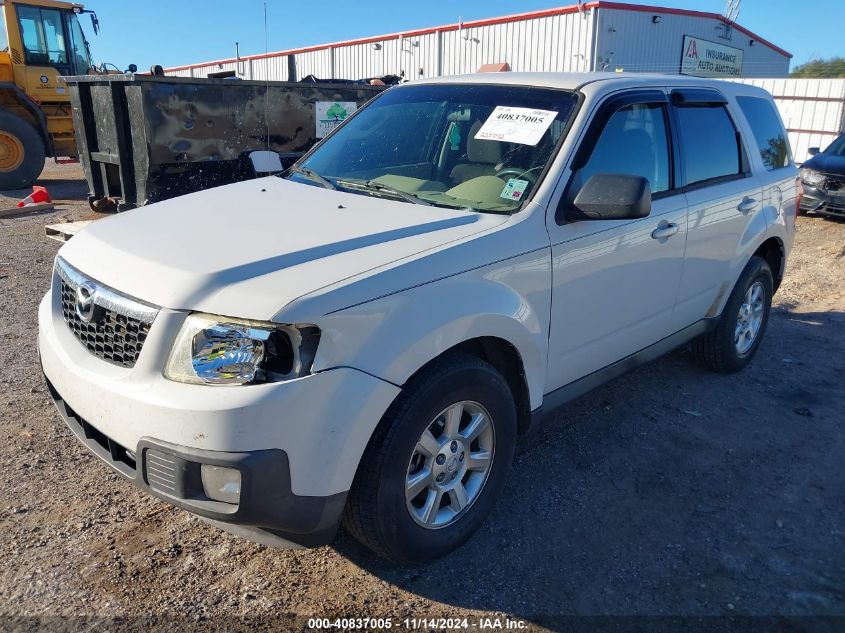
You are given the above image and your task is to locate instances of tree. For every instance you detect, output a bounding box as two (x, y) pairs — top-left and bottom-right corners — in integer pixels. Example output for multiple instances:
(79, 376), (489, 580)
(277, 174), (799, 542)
(325, 103), (348, 121)
(790, 57), (845, 78)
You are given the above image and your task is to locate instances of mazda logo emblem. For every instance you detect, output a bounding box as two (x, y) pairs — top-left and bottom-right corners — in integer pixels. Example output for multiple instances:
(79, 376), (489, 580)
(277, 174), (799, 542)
(75, 282), (99, 323)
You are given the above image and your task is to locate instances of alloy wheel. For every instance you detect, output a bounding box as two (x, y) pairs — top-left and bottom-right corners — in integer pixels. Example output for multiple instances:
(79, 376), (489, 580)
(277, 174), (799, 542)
(735, 280), (765, 355)
(405, 401), (495, 529)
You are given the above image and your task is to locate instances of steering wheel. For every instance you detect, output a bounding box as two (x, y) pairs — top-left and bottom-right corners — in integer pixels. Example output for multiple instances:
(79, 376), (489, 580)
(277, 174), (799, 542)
(495, 167), (539, 184)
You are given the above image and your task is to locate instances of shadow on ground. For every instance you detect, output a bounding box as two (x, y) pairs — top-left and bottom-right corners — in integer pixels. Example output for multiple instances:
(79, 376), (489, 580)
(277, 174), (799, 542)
(333, 307), (845, 624)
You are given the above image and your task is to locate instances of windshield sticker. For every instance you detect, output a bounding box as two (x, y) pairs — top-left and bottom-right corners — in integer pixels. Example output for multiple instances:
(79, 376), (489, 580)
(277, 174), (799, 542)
(316, 101), (357, 138)
(475, 106), (558, 146)
(500, 178), (529, 201)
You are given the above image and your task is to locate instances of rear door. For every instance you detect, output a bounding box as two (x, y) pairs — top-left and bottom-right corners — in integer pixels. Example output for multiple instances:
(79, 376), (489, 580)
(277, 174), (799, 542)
(669, 88), (764, 329)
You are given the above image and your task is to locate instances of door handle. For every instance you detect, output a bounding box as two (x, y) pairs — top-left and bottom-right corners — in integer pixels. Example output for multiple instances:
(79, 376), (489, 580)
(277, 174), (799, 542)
(737, 196), (758, 213)
(651, 222), (679, 240)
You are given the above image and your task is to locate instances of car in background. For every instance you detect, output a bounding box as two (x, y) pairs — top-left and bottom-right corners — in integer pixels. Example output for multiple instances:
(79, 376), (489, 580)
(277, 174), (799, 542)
(799, 133), (845, 218)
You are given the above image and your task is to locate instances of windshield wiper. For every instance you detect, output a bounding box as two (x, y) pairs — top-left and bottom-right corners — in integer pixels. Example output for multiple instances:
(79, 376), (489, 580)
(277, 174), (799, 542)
(289, 166), (336, 190)
(336, 179), (432, 206)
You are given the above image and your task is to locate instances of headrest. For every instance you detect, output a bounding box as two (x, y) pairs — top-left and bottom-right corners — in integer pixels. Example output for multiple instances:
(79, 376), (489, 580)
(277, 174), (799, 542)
(467, 120), (503, 165)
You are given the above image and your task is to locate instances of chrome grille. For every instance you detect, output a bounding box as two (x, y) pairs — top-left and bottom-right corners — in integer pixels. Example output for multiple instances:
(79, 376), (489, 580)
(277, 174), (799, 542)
(55, 257), (159, 368)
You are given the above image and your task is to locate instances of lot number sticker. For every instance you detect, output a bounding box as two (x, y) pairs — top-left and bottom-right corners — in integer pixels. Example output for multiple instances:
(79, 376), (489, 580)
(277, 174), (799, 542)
(475, 106), (558, 146)
(316, 101), (357, 138)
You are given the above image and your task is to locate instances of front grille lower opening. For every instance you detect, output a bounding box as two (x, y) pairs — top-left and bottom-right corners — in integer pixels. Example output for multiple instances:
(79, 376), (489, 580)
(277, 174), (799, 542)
(62, 396), (137, 472)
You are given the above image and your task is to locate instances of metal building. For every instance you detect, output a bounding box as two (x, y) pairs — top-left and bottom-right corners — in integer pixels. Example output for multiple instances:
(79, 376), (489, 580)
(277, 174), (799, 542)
(164, 2), (791, 81)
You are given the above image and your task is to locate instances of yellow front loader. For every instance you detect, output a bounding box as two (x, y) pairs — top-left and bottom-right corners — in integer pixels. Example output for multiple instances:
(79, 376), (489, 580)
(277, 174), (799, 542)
(0, 0), (102, 188)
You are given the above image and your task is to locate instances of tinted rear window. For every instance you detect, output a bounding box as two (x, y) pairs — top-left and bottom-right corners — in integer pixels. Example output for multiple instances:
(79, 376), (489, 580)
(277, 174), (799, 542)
(676, 105), (742, 186)
(736, 96), (791, 169)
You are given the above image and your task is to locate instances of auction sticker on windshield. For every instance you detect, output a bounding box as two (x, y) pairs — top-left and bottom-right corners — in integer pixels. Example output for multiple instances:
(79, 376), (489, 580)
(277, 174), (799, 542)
(500, 178), (529, 201)
(475, 106), (558, 145)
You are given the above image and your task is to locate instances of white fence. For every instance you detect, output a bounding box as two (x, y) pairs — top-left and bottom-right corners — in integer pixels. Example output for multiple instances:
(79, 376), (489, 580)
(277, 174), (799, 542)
(732, 78), (845, 163)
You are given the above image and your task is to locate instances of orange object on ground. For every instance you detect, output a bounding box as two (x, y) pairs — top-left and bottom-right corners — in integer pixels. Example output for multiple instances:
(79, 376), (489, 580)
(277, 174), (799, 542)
(16, 185), (51, 207)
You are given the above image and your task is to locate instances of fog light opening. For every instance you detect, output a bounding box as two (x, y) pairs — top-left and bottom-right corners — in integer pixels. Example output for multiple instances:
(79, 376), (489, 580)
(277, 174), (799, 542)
(200, 464), (242, 505)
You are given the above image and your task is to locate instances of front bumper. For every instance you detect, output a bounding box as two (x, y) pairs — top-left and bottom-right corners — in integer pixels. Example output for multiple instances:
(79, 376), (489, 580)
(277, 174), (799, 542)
(44, 375), (345, 547)
(799, 183), (845, 217)
(38, 285), (401, 547)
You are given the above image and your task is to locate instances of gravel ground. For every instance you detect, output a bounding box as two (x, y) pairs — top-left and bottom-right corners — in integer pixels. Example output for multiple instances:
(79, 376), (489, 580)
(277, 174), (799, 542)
(1, 163), (843, 631)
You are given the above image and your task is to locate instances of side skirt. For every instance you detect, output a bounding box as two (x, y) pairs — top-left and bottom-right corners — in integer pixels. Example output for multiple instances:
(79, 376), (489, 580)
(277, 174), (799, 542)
(533, 318), (717, 423)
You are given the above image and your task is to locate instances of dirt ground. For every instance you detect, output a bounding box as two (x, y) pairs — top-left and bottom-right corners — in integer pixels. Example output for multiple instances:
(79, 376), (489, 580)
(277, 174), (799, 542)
(0, 163), (843, 631)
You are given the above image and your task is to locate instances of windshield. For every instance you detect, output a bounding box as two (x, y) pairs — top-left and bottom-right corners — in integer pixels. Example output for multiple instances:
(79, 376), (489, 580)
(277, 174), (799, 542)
(290, 83), (579, 213)
(823, 134), (845, 157)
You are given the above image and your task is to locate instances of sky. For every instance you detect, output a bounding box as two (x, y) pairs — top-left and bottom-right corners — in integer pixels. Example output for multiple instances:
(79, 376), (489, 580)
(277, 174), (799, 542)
(85, 0), (843, 73)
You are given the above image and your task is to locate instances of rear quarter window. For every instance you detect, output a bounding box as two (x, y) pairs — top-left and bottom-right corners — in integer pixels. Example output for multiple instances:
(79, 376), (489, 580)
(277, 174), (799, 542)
(736, 96), (792, 170)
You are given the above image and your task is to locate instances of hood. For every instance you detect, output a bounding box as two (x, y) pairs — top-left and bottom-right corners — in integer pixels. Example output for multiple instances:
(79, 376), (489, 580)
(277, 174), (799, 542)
(59, 177), (507, 320)
(803, 152), (845, 175)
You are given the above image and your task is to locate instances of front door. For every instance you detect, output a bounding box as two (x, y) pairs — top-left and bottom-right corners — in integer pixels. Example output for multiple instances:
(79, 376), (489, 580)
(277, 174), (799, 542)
(546, 90), (688, 392)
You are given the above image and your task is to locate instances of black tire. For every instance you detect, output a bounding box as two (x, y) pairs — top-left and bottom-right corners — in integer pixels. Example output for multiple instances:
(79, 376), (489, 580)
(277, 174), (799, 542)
(343, 352), (517, 564)
(0, 110), (46, 190)
(691, 256), (773, 373)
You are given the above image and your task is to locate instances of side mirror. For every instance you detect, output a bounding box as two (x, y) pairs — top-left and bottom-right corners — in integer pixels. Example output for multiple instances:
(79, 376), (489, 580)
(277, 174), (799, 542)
(127, 63), (138, 74)
(808, 147), (820, 156)
(250, 150), (283, 174)
(568, 173), (651, 221)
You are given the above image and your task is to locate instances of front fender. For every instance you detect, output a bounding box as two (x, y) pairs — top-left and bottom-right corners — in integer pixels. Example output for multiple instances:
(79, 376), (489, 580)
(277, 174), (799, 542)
(312, 250), (551, 410)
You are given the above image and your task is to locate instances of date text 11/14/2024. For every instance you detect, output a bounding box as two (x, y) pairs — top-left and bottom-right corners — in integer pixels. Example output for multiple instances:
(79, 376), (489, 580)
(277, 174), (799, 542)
(306, 616), (528, 630)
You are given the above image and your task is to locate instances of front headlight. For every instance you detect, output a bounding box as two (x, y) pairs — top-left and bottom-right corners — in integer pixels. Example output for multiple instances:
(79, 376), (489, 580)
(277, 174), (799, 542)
(165, 313), (320, 385)
(799, 167), (825, 188)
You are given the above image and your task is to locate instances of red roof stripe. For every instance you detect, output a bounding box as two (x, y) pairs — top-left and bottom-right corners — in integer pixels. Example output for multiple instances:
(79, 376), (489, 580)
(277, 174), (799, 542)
(164, 1), (790, 72)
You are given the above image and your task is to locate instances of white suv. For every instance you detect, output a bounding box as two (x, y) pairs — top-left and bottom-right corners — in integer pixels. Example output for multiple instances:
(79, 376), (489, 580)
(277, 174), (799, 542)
(39, 73), (798, 563)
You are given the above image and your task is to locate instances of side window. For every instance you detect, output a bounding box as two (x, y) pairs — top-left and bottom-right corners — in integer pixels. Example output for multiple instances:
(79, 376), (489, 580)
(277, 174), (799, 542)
(676, 105), (742, 186)
(17, 6), (69, 67)
(578, 103), (671, 194)
(736, 96), (791, 170)
(0, 9), (8, 53)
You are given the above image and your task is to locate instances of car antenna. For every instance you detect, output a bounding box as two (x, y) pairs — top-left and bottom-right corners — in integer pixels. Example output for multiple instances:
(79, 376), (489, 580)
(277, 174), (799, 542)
(264, 1), (271, 155)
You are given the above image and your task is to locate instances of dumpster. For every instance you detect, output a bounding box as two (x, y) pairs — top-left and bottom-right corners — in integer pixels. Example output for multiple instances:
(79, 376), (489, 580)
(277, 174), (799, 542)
(64, 74), (386, 211)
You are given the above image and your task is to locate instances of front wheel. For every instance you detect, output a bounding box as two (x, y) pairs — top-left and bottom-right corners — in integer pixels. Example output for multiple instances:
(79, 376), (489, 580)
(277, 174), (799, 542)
(691, 256), (773, 373)
(343, 353), (517, 564)
(0, 111), (45, 190)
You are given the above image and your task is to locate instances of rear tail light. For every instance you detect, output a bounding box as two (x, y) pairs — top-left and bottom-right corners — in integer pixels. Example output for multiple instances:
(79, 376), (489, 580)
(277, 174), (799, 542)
(794, 177), (803, 220)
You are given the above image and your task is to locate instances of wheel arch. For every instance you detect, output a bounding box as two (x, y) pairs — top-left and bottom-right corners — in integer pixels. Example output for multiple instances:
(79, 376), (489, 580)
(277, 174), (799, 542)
(407, 336), (533, 435)
(752, 236), (785, 292)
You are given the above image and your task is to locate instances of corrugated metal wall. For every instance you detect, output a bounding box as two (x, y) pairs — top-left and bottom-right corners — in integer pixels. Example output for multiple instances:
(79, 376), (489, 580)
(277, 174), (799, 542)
(731, 78), (845, 162)
(169, 10), (595, 82)
(593, 7), (789, 76)
(165, 5), (793, 82)
(439, 12), (594, 75)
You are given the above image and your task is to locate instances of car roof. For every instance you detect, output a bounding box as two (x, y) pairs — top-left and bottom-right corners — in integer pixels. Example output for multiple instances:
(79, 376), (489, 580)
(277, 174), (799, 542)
(409, 71), (771, 99)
